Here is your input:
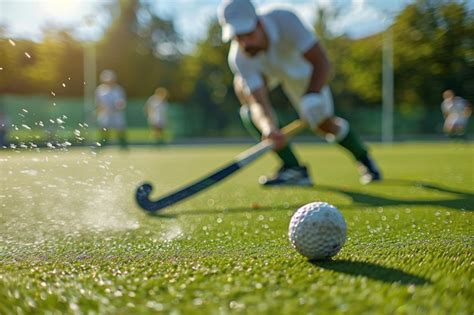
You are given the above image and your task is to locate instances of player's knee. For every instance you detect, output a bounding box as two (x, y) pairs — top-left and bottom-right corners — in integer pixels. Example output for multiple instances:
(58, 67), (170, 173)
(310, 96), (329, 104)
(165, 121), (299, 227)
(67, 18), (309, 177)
(300, 98), (332, 129)
(239, 105), (251, 122)
(322, 117), (349, 142)
(299, 87), (334, 129)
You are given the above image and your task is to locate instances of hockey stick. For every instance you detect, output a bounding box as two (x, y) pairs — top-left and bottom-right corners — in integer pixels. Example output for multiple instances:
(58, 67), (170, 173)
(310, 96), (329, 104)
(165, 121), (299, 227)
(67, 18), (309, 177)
(135, 119), (307, 212)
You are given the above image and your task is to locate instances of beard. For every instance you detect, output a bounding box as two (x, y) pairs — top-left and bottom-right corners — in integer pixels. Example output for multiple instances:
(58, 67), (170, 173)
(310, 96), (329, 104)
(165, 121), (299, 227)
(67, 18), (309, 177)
(243, 46), (261, 57)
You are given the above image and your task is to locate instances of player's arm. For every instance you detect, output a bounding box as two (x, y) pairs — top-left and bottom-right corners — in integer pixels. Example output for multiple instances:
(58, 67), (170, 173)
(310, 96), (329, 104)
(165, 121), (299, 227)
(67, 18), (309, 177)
(231, 57), (286, 148)
(464, 100), (472, 117)
(234, 75), (286, 149)
(303, 42), (331, 94)
(114, 86), (126, 110)
(247, 84), (287, 150)
(95, 91), (104, 113)
(280, 10), (330, 94)
(248, 85), (277, 134)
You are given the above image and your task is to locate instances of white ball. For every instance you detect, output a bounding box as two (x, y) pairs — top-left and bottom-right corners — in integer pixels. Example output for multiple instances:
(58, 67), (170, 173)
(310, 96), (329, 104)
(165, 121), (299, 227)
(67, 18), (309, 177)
(288, 201), (347, 260)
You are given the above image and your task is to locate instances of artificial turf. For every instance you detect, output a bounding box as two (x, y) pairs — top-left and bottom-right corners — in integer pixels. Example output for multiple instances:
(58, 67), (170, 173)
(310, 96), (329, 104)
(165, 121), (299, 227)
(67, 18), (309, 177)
(0, 142), (472, 314)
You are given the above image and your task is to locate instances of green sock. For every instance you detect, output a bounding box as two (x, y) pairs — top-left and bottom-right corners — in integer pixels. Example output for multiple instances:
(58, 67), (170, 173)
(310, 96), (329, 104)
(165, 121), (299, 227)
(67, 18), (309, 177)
(275, 145), (300, 167)
(337, 128), (368, 161)
(118, 131), (128, 148)
(100, 129), (109, 146)
(240, 106), (300, 168)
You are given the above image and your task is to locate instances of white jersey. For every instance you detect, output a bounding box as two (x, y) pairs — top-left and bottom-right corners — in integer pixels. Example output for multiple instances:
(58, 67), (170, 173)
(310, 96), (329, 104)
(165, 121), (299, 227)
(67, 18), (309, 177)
(146, 95), (168, 126)
(228, 5), (318, 105)
(441, 96), (469, 116)
(95, 84), (126, 129)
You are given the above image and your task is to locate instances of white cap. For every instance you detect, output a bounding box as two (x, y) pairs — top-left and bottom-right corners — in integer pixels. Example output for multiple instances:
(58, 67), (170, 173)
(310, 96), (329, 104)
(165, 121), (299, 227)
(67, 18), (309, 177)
(100, 70), (116, 83)
(218, 0), (258, 42)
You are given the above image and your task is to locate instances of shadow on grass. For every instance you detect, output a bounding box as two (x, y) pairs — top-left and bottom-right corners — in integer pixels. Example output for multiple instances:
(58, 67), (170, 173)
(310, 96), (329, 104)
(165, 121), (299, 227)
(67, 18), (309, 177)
(314, 179), (473, 211)
(313, 259), (431, 285)
(143, 179), (473, 218)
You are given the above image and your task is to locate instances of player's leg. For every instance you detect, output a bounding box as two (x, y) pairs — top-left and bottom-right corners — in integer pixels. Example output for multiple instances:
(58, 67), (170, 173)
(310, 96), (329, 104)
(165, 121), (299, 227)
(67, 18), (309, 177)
(117, 129), (127, 148)
(99, 128), (110, 146)
(234, 76), (312, 186)
(154, 125), (165, 144)
(0, 129), (6, 147)
(300, 86), (381, 184)
(319, 116), (381, 183)
(451, 117), (469, 139)
(444, 116), (459, 139)
(115, 114), (128, 149)
(97, 114), (110, 146)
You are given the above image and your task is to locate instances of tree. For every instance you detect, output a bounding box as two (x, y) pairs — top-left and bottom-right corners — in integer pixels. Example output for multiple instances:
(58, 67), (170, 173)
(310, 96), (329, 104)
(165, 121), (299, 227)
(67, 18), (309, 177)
(96, 0), (182, 98)
(392, 0), (474, 106)
(180, 19), (237, 134)
(313, 6), (383, 109)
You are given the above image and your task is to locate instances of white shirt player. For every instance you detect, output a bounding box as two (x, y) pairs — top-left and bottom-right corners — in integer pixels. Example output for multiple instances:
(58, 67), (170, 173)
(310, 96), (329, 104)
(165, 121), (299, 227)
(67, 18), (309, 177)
(441, 96), (469, 116)
(441, 95), (471, 130)
(146, 94), (168, 127)
(227, 5), (332, 109)
(95, 84), (127, 129)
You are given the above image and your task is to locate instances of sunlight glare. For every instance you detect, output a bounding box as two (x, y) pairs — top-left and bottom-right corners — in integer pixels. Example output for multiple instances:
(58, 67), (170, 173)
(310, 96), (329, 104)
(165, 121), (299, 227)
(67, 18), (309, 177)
(39, 0), (91, 24)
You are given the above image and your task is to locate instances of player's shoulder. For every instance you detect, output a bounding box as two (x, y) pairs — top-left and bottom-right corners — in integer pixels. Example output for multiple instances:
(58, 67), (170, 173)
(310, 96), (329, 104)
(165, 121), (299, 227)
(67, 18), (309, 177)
(228, 41), (246, 66)
(258, 3), (301, 23)
(228, 42), (260, 72)
(453, 96), (466, 103)
(95, 84), (109, 93)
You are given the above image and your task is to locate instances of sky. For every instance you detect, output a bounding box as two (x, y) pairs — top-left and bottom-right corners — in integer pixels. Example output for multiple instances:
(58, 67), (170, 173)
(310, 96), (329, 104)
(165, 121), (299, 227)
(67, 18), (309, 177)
(0, 0), (417, 42)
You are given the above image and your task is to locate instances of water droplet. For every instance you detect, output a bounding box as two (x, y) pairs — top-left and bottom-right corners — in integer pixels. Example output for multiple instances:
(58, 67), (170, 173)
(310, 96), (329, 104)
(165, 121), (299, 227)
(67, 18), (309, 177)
(62, 83), (66, 87)
(24, 52), (31, 58)
(8, 39), (16, 46)
(51, 91), (56, 96)
(21, 124), (31, 130)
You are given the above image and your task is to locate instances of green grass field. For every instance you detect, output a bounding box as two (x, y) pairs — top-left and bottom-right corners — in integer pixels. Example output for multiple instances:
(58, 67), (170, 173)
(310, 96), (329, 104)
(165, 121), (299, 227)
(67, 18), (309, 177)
(1, 142), (472, 314)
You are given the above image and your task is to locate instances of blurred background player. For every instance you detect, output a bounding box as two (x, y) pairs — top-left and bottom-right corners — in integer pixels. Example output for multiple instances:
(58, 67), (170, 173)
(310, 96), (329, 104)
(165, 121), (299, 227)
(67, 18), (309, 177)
(95, 70), (128, 148)
(145, 87), (169, 144)
(441, 89), (472, 139)
(218, 0), (382, 185)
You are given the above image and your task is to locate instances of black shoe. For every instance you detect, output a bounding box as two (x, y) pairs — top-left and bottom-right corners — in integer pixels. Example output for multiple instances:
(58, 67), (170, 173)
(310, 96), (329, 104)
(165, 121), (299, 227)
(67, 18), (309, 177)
(259, 165), (313, 187)
(358, 156), (382, 184)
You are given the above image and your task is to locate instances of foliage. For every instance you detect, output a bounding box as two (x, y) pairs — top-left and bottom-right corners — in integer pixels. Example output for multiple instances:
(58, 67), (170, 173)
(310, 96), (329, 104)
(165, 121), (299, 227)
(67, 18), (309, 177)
(0, 0), (472, 132)
(95, 0), (183, 98)
(392, 0), (474, 105)
(180, 19), (239, 133)
(0, 31), (83, 96)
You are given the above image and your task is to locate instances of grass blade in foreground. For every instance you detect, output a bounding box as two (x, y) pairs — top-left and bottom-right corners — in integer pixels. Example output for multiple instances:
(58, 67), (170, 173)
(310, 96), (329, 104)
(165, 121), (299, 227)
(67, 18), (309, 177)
(135, 119), (307, 212)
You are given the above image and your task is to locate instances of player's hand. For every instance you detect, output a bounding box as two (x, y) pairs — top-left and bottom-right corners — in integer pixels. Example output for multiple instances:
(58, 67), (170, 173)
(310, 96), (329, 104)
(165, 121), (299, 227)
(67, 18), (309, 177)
(264, 129), (287, 151)
(115, 100), (126, 110)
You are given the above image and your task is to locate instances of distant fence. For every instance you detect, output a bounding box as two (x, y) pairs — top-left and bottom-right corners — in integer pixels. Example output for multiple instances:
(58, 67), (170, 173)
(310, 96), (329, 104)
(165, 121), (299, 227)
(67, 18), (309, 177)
(0, 94), (468, 143)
